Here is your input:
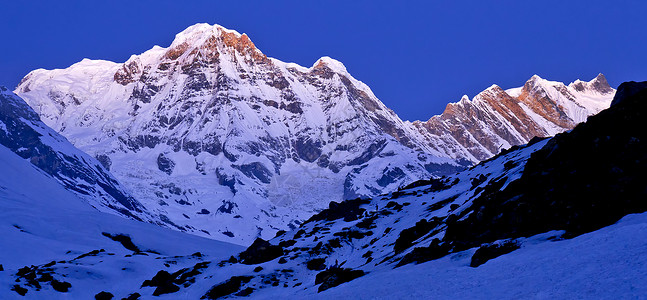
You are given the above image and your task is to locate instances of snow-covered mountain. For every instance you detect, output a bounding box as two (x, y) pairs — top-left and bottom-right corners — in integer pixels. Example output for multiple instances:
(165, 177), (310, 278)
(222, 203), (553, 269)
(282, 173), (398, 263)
(3, 80), (643, 299)
(14, 23), (614, 244)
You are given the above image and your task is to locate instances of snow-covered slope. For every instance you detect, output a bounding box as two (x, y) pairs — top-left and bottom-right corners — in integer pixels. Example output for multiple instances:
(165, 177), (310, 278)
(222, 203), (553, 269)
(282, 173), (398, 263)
(15, 23), (614, 244)
(0, 87), (151, 221)
(317, 212), (647, 299)
(0, 136), (242, 299)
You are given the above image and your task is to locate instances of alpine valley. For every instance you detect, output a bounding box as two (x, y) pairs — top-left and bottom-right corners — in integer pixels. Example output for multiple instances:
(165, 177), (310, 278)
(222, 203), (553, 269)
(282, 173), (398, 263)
(14, 24), (615, 245)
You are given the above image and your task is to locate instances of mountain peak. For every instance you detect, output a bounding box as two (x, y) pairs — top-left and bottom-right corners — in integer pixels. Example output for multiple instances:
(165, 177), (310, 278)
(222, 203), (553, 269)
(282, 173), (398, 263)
(313, 56), (348, 74)
(521, 75), (546, 91)
(165, 23), (265, 60)
(569, 73), (614, 94)
(171, 23), (242, 45)
(590, 73), (614, 94)
(113, 23), (270, 85)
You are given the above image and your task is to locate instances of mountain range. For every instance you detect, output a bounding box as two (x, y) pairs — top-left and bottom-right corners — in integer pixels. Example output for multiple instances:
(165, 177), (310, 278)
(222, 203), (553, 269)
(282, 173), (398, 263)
(13, 23), (615, 244)
(1, 72), (644, 298)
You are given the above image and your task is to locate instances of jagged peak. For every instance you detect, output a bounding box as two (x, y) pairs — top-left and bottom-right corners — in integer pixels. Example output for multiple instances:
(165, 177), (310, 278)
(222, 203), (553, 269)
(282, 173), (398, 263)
(521, 74), (563, 92)
(569, 73), (614, 94)
(486, 84), (503, 91)
(309, 56), (377, 100)
(526, 74), (547, 86)
(116, 23), (265, 68)
(525, 74), (565, 87)
(589, 73), (614, 94)
(475, 84), (506, 98)
(593, 72), (607, 82)
(312, 56), (348, 74)
(170, 23), (242, 47)
(164, 23), (264, 60)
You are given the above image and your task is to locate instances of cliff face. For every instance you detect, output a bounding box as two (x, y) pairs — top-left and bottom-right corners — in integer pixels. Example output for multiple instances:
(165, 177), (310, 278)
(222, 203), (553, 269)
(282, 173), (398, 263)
(15, 23), (614, 244)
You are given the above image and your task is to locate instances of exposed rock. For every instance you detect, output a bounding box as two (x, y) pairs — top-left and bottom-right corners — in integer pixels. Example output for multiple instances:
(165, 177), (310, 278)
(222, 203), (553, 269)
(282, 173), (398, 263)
(101, 232), (141, 252)
(11, 285), (28, 296)
(470, 240), (520, 267)
(610, 81), (647, 106)
(0, 89), (148, 221)
(238, 238), (284, 265)
(233, 162), (272, 184)
(307, 198), (371, 223)
(202, 276), (253, 299)
(306, 258), (327, 271)
(122, 293), (141, 300)
(50, 279), (72, 292)
(415, 75), (614, 162)
(95, 291), (114, 300)
(315, 268), (365, 292)
(156, 153), (175, 175)
(394, 218), (441, 253)
(141, 270), (180, 296)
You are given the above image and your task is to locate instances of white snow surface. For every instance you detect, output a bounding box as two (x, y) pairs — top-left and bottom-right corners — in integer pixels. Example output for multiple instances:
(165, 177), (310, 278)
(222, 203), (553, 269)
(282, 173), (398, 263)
(0, 143), (242, 299)
(315, 212), (647, 299)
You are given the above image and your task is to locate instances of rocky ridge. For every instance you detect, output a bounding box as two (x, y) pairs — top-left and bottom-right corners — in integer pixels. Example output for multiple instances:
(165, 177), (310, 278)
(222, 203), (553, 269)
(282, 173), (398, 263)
(412, 73), (614, 161)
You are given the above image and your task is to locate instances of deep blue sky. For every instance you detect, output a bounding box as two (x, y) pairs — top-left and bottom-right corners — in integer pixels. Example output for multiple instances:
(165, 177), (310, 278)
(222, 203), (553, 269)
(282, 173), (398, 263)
(2, 0), (646, 121)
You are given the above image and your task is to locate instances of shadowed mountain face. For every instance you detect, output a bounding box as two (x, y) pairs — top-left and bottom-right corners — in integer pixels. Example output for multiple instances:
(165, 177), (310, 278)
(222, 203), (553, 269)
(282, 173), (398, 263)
(0, 87), (150, 221)
(15, 23), (614, 244)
